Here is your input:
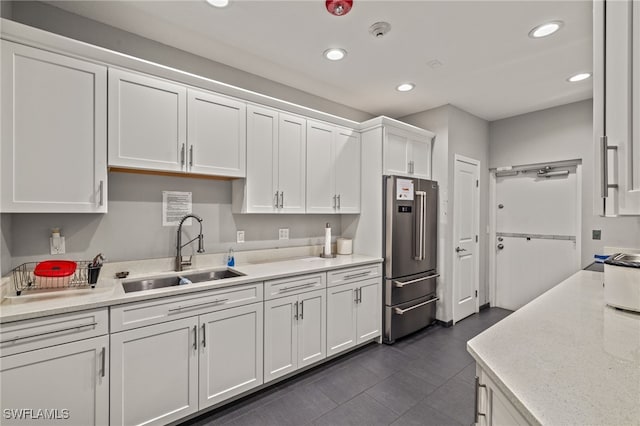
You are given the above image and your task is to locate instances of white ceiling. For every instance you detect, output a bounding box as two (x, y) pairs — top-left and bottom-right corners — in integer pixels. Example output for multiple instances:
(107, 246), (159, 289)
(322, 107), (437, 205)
(46, 0), (594, 121)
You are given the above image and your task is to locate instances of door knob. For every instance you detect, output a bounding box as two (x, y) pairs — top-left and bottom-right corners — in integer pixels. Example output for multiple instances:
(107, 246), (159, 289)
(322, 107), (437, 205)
(497, 244), (504, 250)
(455, 247), (466, 253)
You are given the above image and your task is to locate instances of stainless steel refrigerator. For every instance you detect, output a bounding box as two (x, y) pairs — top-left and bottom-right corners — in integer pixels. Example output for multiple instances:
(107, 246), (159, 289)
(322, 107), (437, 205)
(383, 175), (439, 344)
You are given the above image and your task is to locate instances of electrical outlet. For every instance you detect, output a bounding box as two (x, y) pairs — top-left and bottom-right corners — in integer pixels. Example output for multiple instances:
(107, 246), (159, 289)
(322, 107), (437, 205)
(237, 230), (245, 243)
(279, 228), (289, 240)
(50, 237), (66, 254)
(592, 230), (602, 240)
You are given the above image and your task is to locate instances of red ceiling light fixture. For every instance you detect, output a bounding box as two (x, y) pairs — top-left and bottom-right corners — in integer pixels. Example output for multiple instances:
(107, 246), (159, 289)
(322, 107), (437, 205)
(326, 0), (353, 16)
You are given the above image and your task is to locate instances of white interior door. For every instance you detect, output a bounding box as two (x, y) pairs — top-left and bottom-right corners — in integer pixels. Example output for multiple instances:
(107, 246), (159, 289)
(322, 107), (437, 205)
(494, 167), (579, 310)
(453, 156), (480, 323)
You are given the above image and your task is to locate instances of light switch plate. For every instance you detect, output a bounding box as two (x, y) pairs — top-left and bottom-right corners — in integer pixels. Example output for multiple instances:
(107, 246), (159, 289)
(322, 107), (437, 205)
(237, 231), (245, 243)
(279, 228), (289, 240)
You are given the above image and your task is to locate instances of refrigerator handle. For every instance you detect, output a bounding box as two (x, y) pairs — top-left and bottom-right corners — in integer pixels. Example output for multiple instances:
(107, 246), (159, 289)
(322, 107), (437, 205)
(414, 191), (426, 261)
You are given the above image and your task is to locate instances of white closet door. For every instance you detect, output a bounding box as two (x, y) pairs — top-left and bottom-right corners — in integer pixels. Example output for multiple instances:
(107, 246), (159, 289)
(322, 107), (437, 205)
(494, 168), (579, 310)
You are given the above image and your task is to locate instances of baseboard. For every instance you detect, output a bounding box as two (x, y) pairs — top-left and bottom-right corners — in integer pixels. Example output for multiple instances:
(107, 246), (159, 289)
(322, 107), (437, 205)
(479, 302), (491, 311)
(436, 319), (453, 328)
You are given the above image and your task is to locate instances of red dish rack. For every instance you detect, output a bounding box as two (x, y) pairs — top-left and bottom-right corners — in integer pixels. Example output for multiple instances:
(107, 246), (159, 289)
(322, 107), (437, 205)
(12, 261), (102, 296)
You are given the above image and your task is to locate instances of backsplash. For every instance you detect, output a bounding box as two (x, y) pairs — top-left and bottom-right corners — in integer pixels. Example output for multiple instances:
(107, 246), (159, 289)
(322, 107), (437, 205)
(1, 172), (345, 275)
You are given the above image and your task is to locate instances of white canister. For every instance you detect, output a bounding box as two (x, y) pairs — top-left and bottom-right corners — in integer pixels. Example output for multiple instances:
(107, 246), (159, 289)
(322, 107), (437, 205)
(337, 238), (353, 255)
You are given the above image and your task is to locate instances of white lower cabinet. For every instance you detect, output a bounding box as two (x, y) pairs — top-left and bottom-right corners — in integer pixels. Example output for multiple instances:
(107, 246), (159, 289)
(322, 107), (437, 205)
(326, 277), (381, 356)
(264, 288), (326, 383)
(0, 309), (109, 426)
(475, 364), (528, 426)
(199, 303), (263, 409)
(110, 303), (264, 426)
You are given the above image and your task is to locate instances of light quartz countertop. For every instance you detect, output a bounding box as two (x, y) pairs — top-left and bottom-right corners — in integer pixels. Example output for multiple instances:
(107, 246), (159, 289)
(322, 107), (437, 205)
(0, 254), (381, 323)
(467, 270), (640, 425)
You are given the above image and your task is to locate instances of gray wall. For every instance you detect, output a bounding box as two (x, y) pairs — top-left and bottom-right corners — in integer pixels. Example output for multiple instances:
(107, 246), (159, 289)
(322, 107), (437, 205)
(401, 105), (491, 322)
(3, 1), (372, 123)
(489, 99), (640, 266)
(3, 173), (341, 274)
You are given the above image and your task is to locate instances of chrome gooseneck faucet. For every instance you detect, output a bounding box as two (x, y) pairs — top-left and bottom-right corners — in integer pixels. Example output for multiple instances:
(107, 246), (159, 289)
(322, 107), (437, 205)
(176, 214), (205, 271)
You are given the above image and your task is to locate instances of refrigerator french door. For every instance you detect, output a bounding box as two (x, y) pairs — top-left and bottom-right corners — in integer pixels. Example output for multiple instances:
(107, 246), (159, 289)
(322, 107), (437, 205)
(383, 175), (439, 344)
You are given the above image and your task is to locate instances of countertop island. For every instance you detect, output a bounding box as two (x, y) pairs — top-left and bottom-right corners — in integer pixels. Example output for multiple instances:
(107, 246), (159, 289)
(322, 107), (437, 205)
(467, 270), (640, 425)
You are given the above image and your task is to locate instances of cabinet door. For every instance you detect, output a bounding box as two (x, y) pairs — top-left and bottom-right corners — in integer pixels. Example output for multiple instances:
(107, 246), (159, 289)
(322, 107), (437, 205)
(245, 105), (279, 212)
(110, 317), (198, 426)
(187, 89), (246, 177)
(356, 279), (382, 344)
(0, 336), (109, 426)
(326, 283), (357, 356)
(409, 137), (432, 179)
(108, 68), (186, 172)
(278, 113), (307, 213)
(1, 41), (107, 213)
(306, 121), (336, 213)
(297, 289), (326, 368)
(264, 294), (298, 383)
(199, 303), (263, 409)
(383, 128), (410, 176)
(477, 367), (528, 426)
(334, 128), (361, 213)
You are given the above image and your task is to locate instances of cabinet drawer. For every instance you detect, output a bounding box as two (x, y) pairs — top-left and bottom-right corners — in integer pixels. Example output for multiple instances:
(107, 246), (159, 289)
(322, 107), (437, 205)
(264, 273), (326, 300)
(111, 282), (263, 332)
(0, 308), (108, 357)
(327, 264), (381, 287)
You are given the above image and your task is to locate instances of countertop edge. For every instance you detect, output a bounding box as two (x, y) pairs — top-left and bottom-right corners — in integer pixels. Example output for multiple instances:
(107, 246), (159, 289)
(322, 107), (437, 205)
(0, 255), (383, 323)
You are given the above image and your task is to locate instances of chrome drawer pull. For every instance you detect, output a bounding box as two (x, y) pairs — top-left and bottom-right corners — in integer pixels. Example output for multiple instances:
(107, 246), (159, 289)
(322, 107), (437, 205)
(475, 376), (487, 422)
(168, 298), (229, 312)
(393, 274), (440, 288)
(393, 297), (439, 315)
(278, 282), (314, 293)
(343, 272), (370, 280)
(0, 322), (98, 344)
(101, 347), (106, 378)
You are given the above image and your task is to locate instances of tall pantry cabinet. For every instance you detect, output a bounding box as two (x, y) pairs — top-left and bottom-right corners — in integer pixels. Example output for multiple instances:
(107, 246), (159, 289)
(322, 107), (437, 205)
(594, 0), (640, 215)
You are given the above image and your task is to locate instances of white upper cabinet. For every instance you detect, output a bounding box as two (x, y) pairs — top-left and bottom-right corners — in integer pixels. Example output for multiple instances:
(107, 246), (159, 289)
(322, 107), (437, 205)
(306, 120), (361, 214)
(233, 105), (305, 213)
(1, 41), (107, 213)
(384, 126), (432, 179)
(187, 89), (246, 177)
(594, 0), (640, 215)
(109, 68), (186, 172)
(109, 68), (246, 177)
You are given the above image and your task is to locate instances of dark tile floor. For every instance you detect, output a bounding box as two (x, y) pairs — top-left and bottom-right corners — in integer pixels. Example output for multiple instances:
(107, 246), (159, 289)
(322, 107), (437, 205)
(181, 307), (512, 426)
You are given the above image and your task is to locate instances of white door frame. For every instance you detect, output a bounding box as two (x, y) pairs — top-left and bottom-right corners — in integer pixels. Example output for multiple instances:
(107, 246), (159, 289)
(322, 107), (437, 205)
(488, 162), (583, 307)
(452, 154), (481, 324)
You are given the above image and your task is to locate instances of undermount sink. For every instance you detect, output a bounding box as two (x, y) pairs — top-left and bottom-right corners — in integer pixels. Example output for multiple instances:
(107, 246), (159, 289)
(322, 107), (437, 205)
(122, 268), (245, 293)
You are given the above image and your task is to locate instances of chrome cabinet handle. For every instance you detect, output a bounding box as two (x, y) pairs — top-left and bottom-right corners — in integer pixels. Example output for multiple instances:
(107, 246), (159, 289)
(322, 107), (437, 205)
(0, 322), (98, 344)
(357, 287), (362, 303)
(98, 181), (104, 206)
(354, 288), (359, 303)
(344, 271), (370, 280)
(101, 347), (106, 378)
(280, 191), (284, 208)
(600, 136), (619, 198)
(333, 194), (337, 209)
(181, 143), (186, 166)
(294, 301), (299, 320)
(337, 194), (341, 209)
(393, 297), (438, 315)
(168, 298), (229, 312)
(300, 300), (304, 320)
(189, 145), (194, 167)
(278, 282), (314, 293)
(202, 323), (206, 348)
(475, 376), (487, 423)
(275, 192), (279, 208)
(393, 274), (439, 288)
(192, 325), (197, 350)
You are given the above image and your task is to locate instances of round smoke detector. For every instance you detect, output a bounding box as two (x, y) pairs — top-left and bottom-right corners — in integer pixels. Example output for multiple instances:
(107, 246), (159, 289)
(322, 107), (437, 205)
(369, 21), (391, 38)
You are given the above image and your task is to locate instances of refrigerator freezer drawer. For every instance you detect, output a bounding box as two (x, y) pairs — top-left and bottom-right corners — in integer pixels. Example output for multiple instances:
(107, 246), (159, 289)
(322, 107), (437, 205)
(385, 271), (438, 306)
(384, 294), (438, 344)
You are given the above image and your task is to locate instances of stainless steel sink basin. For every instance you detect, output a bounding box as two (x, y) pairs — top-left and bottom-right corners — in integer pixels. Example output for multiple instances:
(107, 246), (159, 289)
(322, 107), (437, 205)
(122, 269), (245, 293)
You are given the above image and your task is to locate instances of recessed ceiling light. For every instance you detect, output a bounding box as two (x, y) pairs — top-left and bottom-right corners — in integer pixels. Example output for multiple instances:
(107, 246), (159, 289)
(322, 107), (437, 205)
(206, 0), (229, 8)
(567, 72), (592, 82)
(528, 21), (563, 38)
(324, 48), (347, 61)
(396, 83), (415, 92)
